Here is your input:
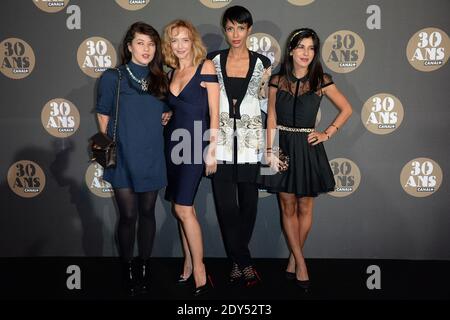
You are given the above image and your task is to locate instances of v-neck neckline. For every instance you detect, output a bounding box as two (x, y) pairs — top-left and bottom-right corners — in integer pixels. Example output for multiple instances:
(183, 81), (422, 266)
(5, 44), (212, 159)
(169, 65), (199, 98)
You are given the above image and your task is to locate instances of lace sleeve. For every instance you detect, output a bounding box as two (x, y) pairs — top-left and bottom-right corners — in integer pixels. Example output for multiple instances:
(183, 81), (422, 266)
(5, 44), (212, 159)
(269, 74), (280, 89)
(321, 73), (334, 88)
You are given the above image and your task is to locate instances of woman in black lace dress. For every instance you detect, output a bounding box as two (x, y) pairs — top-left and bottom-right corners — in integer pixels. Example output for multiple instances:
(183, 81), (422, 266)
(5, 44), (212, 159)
(261, 28), (352, 291)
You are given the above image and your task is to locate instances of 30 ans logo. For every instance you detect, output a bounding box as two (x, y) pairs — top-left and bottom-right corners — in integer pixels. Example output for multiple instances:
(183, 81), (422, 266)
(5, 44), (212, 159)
(322, 30), (365, 73)
(199, 0), (232, 9)
(400, 158), (442, 197)
(0, 38), (36, 79)
(41, 98), (80, 138)
(361, 93), (404, 135)
(7, 161), (46, 198)
(115, 0), (150, 11)
(85, 163), (114, 198)
(328, 158), (361, 197)
(406, 27), (449, 72)
(33, 0), (70, 13)
(77, 37), (117, 78)
(247, 33), (281, 70)
(287, 0), (315, 5)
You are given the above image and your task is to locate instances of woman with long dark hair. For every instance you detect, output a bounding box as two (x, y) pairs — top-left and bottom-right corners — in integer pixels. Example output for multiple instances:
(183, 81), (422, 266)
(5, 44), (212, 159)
(95, 22), (171, 296)
(261, 28), (352, 291)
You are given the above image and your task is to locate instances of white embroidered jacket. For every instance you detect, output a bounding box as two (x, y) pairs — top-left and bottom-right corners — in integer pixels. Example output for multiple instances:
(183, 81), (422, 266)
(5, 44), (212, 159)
(208, 49), (272, 163)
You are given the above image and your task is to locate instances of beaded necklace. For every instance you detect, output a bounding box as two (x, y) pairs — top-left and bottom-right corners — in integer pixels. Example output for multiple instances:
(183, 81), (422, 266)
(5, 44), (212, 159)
(125, 64), (148, 91)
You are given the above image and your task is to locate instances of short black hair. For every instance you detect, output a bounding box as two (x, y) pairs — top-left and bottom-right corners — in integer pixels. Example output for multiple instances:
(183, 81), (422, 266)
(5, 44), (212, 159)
(221, 5), (253, 29)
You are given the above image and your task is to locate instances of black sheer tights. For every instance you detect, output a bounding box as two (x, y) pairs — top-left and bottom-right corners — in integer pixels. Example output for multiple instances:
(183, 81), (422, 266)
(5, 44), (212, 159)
(114, 188), (157, 260)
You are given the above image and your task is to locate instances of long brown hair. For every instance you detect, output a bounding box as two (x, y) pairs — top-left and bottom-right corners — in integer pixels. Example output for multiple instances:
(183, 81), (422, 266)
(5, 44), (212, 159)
(121, 22), (168, 98)
(280, 28), (324, 92)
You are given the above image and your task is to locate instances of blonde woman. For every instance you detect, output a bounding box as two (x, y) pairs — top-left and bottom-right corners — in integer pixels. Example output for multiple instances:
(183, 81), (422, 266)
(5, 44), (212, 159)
(162, 19), (219, 296)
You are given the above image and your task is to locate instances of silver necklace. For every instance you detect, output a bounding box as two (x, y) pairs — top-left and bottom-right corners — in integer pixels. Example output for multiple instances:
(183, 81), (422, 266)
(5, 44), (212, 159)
(125, 64), (148, 91)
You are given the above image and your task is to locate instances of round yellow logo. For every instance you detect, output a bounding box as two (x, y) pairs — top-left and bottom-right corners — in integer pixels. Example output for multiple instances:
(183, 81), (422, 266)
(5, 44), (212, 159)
(41, 98), (80, 138)
(322, 30), (365, 73)
(400, 158), (443, 197)
(33, 0), (70, 13)
(7, 161), (46, 198)
(328, 158), (361, 197)
(85, 163), (114, 198)
(361, 93), (404, 135)
(77, 36), (117, 78)
(199, 0), (232, 9)
(0, 38), (36, 79)
(247, 33), (281, 70)
(115, 0), (150, 11)
(406, 27), (449, 72)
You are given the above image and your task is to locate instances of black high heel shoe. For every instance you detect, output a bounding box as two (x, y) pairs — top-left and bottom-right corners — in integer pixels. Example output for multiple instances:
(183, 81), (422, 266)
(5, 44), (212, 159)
(285, 271), (296, 280)
(176, 273), (193, 285)
(193, 275), (214, 297)
(295, 279), (311, 293)
(229, 262), (243, 285)
(242, 265), (261, 288)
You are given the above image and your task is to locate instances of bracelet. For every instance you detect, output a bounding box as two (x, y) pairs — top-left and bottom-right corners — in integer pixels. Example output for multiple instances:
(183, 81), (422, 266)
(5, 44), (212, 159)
(324, 131), (330, 140)
(330, 124), (339, 131)
(268, 146), (280, 152)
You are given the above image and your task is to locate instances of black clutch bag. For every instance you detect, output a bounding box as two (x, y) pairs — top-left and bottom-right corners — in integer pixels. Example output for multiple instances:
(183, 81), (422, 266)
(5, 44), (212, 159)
(273, 146), (289, 172)
(262, 146), (290, 174)
(276, 148), (290, 172)
(90, 132), (116, 168)
(90, 68), (122, 168)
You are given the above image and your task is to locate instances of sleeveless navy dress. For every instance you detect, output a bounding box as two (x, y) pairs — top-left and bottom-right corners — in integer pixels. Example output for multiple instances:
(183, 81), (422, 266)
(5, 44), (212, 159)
(164, 62), (218, 205)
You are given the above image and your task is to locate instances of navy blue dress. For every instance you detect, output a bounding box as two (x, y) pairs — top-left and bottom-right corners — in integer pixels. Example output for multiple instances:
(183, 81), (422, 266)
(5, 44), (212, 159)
(95, 61), (169, 192)
(164, 62), (218, 205)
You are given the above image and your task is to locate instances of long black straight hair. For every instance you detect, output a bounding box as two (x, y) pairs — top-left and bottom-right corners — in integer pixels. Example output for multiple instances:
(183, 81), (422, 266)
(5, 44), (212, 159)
(121, 22), (168, 99)
(280, 28), (324, 92)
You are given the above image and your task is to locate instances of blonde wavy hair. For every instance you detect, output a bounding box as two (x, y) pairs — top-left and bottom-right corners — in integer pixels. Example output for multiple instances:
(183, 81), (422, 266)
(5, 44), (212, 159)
(162, 19), (207, 69)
